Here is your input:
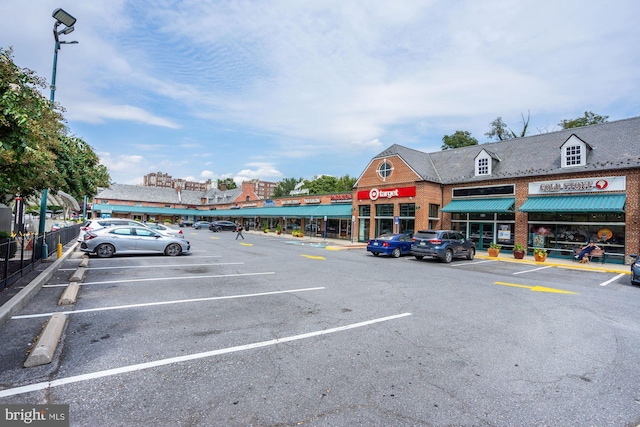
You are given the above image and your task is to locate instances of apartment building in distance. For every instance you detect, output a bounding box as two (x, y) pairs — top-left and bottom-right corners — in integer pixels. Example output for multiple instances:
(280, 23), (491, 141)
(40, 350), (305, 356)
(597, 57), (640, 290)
(143, 171), (213, 192)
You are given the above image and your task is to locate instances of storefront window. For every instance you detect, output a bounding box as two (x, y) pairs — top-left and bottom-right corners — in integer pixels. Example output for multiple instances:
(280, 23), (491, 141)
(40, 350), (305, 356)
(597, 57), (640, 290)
(399, 203), (415, 217)
(375, 203), (394, 236)
(359, 205), (371, 216)
(376, 204), (394, 216)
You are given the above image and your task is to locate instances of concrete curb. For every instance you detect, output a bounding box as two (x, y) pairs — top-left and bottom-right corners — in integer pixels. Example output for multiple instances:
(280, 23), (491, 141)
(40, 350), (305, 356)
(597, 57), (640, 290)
(69, 266), (86, 283)
(59, 281), (80, 305)
(0, 241), (80, 330)
(23, 313), (67, 367)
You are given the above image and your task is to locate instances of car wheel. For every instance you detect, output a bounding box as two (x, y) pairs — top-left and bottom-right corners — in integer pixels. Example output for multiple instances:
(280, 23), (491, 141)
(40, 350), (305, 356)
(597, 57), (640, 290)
(392, 248), (401, 258)
(216, 227), (222, 232)
(96, 243), (115, 258)
(165, 243), (182, 256)
(467, 248), (475, 260)
(414, 255), (424, 260)
(443, 249), (453, 263)
(372, 252), (380, 256)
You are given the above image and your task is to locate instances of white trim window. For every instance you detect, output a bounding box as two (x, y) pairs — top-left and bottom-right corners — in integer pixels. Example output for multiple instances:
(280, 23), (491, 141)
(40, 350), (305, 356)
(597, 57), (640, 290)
(475, 150), (492, 176)
(561, 135), (587, 168)
(562, 143), (584, 167)
(377, 160), (394, 181)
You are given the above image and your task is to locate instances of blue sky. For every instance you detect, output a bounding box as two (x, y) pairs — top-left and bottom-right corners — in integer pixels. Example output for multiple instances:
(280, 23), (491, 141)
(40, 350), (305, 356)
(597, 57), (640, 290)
(2, 1), (639, 186)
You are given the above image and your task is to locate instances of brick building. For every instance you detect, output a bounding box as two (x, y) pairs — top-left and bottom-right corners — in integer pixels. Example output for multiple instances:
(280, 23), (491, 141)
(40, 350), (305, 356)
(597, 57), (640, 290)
(353, 116), (640, 263)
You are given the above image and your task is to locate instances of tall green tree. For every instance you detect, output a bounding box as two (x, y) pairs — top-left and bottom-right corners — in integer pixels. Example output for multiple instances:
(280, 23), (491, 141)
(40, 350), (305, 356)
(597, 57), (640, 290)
(218, 177), (237, 190)
(559, 111), (608, 129)
(273, 177), (303, 197)
(0, 47), (110, 201)
(441, 131), (478, 150)
(485, 112), (530, 141)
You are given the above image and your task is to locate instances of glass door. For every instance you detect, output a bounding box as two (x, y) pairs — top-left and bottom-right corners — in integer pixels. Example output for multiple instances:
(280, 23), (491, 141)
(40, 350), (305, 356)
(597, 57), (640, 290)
(469, 223), (494, 249)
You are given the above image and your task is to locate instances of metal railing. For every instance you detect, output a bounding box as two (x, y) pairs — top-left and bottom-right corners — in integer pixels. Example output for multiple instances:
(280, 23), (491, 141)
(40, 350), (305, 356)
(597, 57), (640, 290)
(0, 224), (81, 291)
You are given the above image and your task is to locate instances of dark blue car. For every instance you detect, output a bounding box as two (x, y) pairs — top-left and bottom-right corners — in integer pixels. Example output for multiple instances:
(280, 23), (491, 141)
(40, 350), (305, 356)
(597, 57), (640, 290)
(631, 254), (640, 286)
(367, 233), (413, 258)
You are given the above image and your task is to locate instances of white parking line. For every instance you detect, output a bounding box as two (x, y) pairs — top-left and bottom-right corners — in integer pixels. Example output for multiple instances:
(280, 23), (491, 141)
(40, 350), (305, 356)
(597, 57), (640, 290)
(0, 312), (412, 398)
(599, 273), (626, 286)
(513, 266), (554, 275)
(42, 271), (275, 288)
(12, 287), (325, 319)
(450, 260), (495, 267)
(59, 262), (242, 271)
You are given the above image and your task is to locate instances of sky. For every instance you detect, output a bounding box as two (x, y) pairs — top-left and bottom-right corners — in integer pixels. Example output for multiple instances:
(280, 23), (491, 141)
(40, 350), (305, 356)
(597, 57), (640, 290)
(2, 0), (639, 186)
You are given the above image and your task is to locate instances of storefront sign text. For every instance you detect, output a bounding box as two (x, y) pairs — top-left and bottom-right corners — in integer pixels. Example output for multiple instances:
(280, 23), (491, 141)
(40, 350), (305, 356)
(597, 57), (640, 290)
(529, 176), (625, 195)
(357, 186), (416, 201)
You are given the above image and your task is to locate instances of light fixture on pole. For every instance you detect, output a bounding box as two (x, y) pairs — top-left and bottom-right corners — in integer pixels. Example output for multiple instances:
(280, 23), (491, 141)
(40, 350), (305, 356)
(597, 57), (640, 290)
(38, 8), (78, 251)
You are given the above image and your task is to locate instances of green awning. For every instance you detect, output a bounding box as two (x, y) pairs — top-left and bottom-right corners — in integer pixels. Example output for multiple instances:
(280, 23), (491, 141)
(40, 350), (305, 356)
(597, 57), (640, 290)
(519, 194), (626, 213)
(91, 203), (353, 219)
(441, 198), (515, 213)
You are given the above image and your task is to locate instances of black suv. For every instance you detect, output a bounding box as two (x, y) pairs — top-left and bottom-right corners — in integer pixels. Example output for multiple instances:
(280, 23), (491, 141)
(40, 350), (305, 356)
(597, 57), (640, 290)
(411, 230), (475, 263)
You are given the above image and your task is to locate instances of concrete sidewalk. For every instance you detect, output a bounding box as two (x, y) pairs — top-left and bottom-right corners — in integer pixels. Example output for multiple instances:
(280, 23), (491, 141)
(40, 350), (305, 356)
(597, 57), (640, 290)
(473, 249), (630, 275)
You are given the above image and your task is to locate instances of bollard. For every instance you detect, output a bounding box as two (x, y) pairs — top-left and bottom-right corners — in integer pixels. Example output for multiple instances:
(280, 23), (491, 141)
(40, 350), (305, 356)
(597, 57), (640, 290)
(57, 242), (62, 259)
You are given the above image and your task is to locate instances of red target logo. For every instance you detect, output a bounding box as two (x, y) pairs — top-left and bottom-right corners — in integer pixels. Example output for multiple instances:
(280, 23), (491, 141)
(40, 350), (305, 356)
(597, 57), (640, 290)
(595, 180), (608, 189)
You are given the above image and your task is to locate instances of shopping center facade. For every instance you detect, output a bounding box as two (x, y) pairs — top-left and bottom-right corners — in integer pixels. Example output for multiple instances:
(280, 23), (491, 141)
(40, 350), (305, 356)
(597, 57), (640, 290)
(354, 117), (639, 263)
(92, 116), (640, 263)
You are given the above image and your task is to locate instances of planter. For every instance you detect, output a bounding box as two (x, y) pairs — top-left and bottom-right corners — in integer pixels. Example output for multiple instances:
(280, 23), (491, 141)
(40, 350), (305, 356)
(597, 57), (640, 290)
(487, 248), (500, 257)
(513, 250), (525, 259)
(533, 253), (547, 262)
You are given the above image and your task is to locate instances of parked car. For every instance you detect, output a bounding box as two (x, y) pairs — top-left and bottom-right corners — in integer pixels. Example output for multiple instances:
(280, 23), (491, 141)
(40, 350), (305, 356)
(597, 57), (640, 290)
(80, 226), (190, 258)
(631, 254), (640, 286)
(144, 222), (184, 239)
(178, 219), (194, 227)
(192, 221), (211, 230)
(367, 233), (413, 258)
(209, 221), (238, 232)
(411, 230), (475, 263)
(78, 218), (147, 242)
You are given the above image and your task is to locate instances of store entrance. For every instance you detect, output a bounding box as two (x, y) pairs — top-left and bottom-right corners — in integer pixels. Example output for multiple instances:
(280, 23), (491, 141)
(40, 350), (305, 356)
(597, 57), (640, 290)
(470, 223), (494, 249)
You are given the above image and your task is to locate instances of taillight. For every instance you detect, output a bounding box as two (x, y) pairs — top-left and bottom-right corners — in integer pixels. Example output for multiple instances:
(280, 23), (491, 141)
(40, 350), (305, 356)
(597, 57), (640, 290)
(411, 238), (416, 242)
(179, 230), (183, 235)
(81, 227), (89, 231)
(382, 242), (389, 247)
(429, 239), (442, 245)
(84, 232), (97, 241)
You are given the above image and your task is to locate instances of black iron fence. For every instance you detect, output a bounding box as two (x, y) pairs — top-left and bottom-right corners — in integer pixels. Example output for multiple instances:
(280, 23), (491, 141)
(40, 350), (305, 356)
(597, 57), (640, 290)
(0, 224), (81, 291)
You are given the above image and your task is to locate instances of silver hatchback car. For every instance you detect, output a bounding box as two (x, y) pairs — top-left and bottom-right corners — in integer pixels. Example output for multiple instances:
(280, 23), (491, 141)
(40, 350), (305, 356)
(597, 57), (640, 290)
(80, 226), (190, 258)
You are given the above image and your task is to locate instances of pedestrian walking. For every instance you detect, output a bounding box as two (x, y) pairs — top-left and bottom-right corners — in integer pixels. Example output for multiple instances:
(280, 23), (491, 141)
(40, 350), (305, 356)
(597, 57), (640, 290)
(235, 222), (244, 240)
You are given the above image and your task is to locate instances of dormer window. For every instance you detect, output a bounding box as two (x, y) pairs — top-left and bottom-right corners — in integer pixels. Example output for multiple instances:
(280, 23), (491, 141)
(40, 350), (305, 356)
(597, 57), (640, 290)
(475, 150), (497, 176)
(561, 135), (589, 168)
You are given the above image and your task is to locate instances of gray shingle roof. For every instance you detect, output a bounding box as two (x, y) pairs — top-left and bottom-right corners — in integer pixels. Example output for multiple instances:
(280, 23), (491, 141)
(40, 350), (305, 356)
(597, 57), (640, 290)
(372, 116), (640, 184)
(95, 184), (242, 206)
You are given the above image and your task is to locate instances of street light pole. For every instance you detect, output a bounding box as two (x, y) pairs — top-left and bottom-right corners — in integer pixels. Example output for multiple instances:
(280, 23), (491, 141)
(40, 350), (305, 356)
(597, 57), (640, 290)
(38, 8), (78, 256)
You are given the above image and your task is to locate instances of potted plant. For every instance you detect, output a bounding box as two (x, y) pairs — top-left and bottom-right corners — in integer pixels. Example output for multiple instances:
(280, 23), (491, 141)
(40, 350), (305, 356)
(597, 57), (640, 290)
(262, 222), (269, 233)
(513, 243), (526, 259)
(487, 242), (501, 257)
(276, 224), (282, 235)
(533, 247), (548, 262)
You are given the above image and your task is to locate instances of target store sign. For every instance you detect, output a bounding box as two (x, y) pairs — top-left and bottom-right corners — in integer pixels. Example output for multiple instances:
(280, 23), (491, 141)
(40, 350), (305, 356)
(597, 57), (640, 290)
(358, 186), (416, 200)
(529, 176), (625, 195)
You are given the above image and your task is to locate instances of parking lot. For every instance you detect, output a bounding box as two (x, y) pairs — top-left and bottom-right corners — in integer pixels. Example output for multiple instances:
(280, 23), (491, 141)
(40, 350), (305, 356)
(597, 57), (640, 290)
(1, 228), (640, 426)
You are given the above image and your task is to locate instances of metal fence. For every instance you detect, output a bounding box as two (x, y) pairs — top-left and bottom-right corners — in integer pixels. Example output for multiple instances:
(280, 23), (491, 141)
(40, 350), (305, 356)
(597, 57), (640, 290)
(0, 224), (81, 291)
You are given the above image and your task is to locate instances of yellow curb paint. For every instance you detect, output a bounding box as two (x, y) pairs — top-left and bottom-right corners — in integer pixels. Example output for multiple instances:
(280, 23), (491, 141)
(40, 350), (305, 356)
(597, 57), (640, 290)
(301, 254), (326, 260)
(325, 246), (343, 251)
(495, 281), (577, 294)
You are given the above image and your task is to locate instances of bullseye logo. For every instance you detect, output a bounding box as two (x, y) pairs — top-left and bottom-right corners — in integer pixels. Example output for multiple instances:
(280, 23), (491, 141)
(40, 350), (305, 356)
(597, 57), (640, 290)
(369, 188), (380, 200)
(595, 180), (608, 189)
